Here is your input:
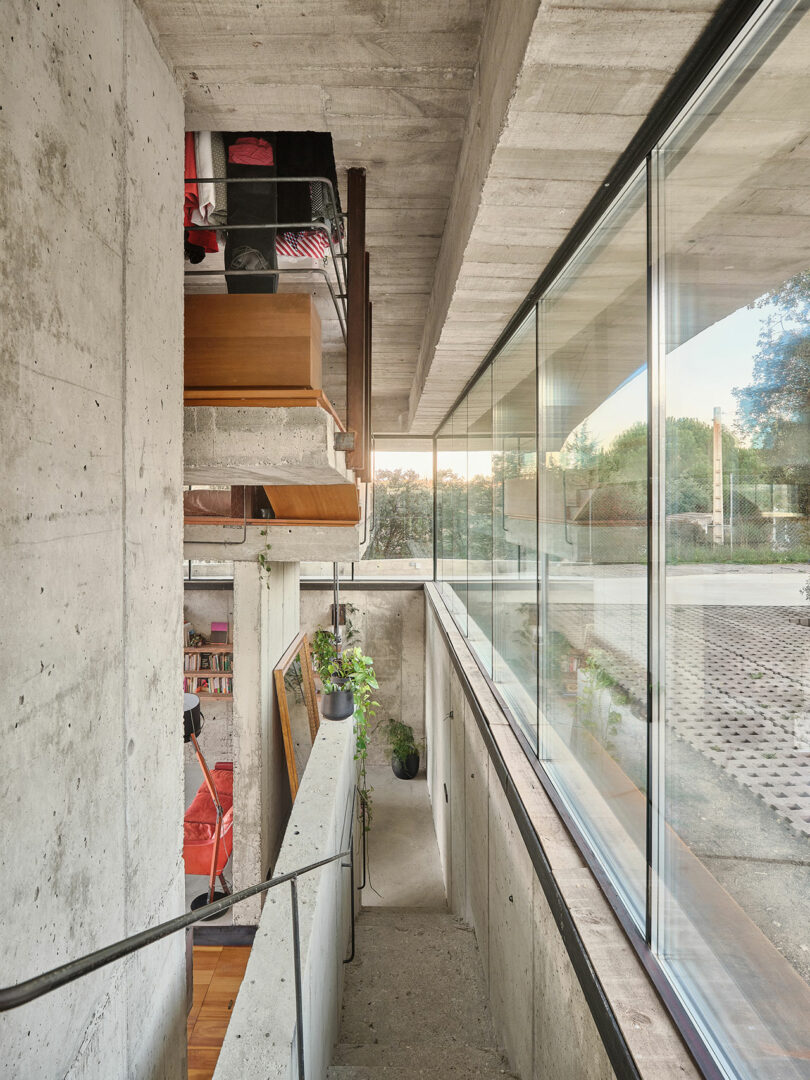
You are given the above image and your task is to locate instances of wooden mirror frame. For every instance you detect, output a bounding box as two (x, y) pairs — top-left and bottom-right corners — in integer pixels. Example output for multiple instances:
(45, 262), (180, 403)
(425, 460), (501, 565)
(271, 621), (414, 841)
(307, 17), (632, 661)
(273, 632), (320, 801)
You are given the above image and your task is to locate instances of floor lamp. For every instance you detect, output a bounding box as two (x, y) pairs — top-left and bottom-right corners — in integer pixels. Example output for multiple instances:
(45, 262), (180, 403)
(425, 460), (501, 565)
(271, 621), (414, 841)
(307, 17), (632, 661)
(184, 693), (230, 909)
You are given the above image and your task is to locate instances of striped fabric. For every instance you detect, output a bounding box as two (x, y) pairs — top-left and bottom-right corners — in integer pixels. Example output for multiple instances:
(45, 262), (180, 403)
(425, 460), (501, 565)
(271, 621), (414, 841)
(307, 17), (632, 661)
(276, 230), (331, 259)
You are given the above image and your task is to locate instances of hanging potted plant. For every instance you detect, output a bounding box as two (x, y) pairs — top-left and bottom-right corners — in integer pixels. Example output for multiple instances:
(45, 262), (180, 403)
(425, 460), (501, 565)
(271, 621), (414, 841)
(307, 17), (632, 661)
(379, 718), (422, 780)
(310, 566), (378, 831)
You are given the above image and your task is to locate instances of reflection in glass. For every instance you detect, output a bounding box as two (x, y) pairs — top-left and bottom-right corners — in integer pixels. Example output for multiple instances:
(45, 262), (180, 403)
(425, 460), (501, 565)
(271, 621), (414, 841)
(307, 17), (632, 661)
(659, 5), (810, 1076)
(450, 401), (469, 633)
(436, 419), (453, 602)
(467, 370), (494, 673)
(539, 170), (648, 922)
(493, 311), (538, 749)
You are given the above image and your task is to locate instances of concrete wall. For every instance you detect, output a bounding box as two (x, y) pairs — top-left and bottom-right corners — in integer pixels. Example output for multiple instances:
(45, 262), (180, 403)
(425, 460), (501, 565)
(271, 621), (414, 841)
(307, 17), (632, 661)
(184, 587), (234, 762)
(215, 718), (357, 1080)
(301, 587), (425, 765)
(0, 1), (186, 1076)
(232, 561), (300, 923)
(425, 601), (617, 1080)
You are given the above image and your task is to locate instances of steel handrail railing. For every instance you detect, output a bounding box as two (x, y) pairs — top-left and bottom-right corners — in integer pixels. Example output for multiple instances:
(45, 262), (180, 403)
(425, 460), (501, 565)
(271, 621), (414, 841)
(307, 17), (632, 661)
(185, 173), (348, 301)
(0, 844), (353, 1080)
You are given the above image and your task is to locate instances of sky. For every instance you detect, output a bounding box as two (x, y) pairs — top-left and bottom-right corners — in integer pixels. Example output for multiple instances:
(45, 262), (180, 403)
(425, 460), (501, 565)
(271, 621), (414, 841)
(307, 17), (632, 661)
(375, 301), (772, 482)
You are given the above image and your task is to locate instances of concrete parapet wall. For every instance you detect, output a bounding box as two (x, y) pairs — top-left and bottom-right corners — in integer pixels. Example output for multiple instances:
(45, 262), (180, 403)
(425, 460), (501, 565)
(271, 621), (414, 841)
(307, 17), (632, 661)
(185, 523), (360, 563)
(184, 406), (352, 486)
(424, 585), (700, 1080)
(214, 717), (357, 1080)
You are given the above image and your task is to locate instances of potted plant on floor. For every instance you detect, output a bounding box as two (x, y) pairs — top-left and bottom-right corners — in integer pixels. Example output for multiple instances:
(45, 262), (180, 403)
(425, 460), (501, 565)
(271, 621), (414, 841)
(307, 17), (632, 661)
(379, 718), (422, 780)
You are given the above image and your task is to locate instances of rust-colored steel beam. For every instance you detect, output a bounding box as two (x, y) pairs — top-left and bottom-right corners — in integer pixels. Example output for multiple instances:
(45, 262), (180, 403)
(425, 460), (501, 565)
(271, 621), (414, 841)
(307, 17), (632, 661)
(346, 168), (367, 473)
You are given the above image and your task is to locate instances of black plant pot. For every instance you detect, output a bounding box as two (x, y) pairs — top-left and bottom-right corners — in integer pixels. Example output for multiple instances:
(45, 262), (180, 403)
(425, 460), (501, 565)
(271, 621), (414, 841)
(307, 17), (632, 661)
(391, 752), (420, 780)
(320, 678), (354, 721)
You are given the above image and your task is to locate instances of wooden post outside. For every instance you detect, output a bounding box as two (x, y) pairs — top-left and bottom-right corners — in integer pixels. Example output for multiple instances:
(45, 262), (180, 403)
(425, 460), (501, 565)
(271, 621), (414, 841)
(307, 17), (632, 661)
(346, 168), (367, 473)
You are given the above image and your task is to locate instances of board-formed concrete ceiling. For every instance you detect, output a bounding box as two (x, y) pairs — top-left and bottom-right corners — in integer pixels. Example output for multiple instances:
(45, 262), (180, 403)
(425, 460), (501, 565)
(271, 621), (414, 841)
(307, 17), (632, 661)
(142, 0), (726, 435)
(140, 0), (487, 432)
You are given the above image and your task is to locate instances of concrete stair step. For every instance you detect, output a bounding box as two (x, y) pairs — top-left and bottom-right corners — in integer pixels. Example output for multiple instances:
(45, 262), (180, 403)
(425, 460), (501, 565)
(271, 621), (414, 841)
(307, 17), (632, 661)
(340, 911), (492, 1049)
(327, 1063), (517, 1080)
(332, 1042), (514, 1075)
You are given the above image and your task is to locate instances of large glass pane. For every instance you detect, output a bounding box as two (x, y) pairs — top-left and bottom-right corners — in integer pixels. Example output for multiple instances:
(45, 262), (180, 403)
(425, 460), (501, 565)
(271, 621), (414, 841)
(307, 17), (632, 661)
(539, 170), (648, 922)
(356, 438), (433, 579)
(467, 369), (494, 673)
(436, 418), (453, 598)
(493, 310), (538, 748)
(658, 3), (810, 1076)
(450, 400), (469, 632)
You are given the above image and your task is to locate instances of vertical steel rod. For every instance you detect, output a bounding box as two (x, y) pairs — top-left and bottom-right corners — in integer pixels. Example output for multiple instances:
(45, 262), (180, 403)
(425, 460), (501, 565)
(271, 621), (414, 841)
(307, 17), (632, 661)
(290, 877), (305, 1080)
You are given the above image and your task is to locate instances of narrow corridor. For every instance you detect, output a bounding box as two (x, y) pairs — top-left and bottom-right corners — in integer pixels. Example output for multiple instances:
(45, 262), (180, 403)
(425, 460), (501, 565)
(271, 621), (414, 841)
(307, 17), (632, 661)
(328, 766), (516, 1079)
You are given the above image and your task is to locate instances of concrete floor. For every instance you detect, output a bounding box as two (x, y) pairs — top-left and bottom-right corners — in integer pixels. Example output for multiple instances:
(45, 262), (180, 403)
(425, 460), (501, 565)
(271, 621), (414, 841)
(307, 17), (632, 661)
(331, 764), (516, 1078)
(361, 765), (446, 910)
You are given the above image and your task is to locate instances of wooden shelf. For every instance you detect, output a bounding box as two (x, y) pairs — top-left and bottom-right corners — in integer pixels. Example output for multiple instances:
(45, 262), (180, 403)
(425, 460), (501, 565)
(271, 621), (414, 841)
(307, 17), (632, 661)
(195, 693), (233, 701)
(185, 645), (232, 652)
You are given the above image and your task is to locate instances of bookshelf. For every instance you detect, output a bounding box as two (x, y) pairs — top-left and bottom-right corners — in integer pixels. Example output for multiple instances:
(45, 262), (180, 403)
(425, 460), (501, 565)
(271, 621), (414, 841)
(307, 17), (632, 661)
(183, 645), (233, 700)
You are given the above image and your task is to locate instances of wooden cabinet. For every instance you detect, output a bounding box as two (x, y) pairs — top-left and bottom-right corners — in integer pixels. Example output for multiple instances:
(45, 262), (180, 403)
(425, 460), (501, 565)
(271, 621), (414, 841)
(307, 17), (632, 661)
(184, 294), (322, 391)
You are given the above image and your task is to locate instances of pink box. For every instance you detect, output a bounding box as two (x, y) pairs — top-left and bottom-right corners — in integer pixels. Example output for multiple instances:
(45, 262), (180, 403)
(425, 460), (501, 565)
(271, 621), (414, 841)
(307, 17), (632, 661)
(210, 621), (229, 644)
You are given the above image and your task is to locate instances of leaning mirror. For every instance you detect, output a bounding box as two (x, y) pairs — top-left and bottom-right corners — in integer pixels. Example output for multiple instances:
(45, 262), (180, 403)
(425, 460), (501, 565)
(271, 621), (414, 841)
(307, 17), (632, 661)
(273, 632), (320, 801)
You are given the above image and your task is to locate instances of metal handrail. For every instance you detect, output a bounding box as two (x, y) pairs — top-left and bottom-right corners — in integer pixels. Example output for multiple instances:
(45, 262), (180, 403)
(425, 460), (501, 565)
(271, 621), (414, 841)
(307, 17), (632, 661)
(0, 846), (350, 1014)
(186, 174), (347, 292)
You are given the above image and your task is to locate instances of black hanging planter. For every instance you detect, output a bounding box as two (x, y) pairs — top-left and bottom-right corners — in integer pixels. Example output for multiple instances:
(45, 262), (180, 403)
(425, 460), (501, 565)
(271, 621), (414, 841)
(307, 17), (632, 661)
(391, 751), (420, 780)
(321, 677), (355, 721)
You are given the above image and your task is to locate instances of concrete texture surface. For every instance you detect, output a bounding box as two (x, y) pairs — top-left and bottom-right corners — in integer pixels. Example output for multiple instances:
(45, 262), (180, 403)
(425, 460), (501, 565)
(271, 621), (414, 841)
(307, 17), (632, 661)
(362, 765), (445, 910)
(139, 0), (488, 431)
(424, 586), (703, 1080)
(409, 0), (724, 432)
(185, 522), (361, 563)
(301, 588), (425, 765)
(184, 405), (353, 485)
(331, 908), (516, 1080)
(231, 561), (299, 924)
(0, 2), (187, 1076)
(214, 718), (356, 1080)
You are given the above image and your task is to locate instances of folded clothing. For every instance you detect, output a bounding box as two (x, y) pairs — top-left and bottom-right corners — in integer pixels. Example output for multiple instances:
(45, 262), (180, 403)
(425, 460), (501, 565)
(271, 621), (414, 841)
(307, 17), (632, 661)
(228, 136), (274, 166)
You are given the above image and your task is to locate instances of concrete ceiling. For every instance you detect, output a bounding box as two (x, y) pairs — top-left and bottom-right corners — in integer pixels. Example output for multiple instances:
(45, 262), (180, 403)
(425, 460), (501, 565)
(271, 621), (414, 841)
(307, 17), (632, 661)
(409, 0), (725, 434)
(142, 0), (727, 435)
(140, 0), (487, 432)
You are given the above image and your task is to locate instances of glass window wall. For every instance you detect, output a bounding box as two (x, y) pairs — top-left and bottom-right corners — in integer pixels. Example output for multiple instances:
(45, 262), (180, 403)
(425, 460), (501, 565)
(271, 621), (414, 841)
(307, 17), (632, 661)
(539, 168), (649, 924)
(435, 1), (810, 1074)
(493, 311), (539, 748)
(657, 3), (810, 1076)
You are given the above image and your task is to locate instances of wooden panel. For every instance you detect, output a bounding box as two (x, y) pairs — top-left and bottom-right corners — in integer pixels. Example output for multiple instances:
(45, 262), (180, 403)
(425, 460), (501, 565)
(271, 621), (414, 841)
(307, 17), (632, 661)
(185, 294), (322, 390)
(263, 483), (361, 523)
(187, 945), (251, 1080)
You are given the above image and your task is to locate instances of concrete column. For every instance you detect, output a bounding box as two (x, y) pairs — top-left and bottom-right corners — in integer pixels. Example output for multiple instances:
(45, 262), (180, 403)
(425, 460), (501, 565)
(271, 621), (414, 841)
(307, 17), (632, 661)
(1, 2), (185, 1076)
(232, 561), (300, 924)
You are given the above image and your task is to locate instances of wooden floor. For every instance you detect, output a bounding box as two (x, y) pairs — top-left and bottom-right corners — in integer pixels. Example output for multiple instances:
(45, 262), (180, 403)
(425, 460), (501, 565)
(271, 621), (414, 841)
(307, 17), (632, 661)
(187, 945), (251, 1080)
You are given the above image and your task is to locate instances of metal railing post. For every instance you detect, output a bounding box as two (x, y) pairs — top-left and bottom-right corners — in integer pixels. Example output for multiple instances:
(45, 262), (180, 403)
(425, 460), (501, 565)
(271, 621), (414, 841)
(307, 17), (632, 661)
(290, 876), (306, 1080)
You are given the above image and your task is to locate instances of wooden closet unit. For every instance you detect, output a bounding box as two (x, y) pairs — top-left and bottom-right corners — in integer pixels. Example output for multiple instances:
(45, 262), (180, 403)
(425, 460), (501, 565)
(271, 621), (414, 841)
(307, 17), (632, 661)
(184, 294), (322, 392)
